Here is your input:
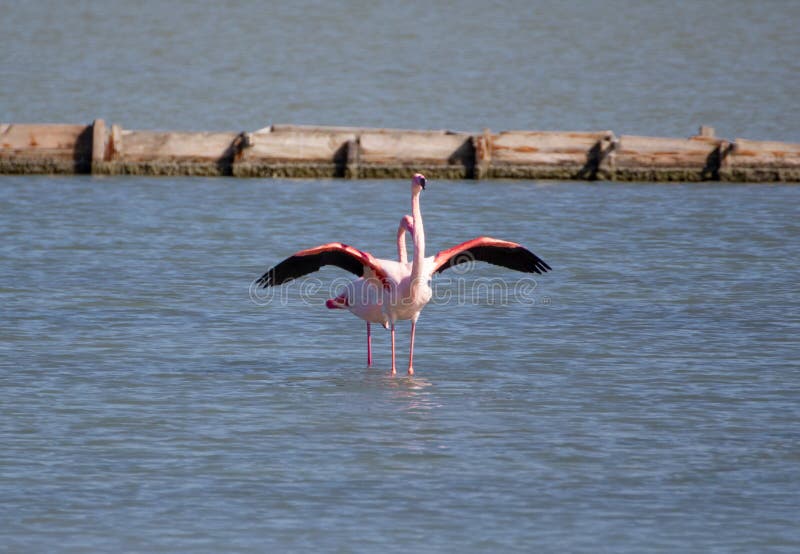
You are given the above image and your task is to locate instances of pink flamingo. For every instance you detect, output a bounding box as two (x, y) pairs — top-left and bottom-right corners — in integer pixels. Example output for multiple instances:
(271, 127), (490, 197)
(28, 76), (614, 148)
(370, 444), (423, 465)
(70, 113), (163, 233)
(325, 214), (415, 367)
(255, 173), (551, 375)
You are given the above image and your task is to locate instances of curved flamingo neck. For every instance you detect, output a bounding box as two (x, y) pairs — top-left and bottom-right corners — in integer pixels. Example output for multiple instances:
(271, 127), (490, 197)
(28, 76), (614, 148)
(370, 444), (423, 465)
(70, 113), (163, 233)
(411, 189), (425, 281)
(397, 218), (410, 263)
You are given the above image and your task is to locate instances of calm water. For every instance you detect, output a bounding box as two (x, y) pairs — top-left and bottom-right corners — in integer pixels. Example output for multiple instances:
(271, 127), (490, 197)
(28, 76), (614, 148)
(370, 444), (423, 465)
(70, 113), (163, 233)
(1, 176), (799, 552)
(2, 1), (800, 552)
(1, 1), (799, 141)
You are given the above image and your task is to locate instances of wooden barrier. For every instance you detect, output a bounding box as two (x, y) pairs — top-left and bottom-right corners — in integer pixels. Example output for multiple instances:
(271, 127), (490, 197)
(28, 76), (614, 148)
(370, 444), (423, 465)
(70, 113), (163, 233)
(721, 139), (800, 182)
(475, 130), (614, 180)
(0, 123), (92, 174)
(355, 129), (473, 179)
(92, 125), (241, 176)
(233, 125), (474, 179)
(1, 121), (798, 182)
(233, 126), (355, 178)
(606, 134), (728, 181)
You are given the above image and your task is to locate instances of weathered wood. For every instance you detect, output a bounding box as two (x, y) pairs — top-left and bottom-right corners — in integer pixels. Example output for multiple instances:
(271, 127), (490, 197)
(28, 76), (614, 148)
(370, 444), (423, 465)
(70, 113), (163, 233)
(474, 128), (492, 180)
(110, 124), (123, 159)
(484, 130), (613, 180)
(91, 119), (111, 174)
(92, 119), (107, 165)
(270, 124), (366, 135)
(1, 121), (798, 182)
(722, 139), (800, 182)
(0, 123), (92, 174)
(233, 128), (356, 178)
(94, 129), (241, 176)
(239, 129), (355, 162)
(235, 126), (473, 178)
(357, 130), (474, 179)
(698, 125), (715, 138)
(609, 135), (727, 181)
(271, 124), (458, 136)
(345, 139), (360, 179)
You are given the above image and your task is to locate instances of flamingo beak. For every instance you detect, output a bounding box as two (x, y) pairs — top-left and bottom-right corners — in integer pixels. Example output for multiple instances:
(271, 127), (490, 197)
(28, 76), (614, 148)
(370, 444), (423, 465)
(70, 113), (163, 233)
(419, 176), (426, 190)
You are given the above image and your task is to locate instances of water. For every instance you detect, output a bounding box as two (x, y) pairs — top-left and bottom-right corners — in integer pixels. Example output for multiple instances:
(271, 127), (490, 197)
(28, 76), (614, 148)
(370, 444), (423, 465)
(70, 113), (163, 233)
(2, 1), (800, 552)
(1, 176), (798, 552)
(1, 1), (799, 141)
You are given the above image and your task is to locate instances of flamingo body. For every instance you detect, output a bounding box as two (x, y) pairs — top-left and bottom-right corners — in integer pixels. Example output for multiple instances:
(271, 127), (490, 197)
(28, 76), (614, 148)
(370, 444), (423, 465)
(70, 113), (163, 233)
(324, 215), (416, 365)
(327, 273), (389, 328)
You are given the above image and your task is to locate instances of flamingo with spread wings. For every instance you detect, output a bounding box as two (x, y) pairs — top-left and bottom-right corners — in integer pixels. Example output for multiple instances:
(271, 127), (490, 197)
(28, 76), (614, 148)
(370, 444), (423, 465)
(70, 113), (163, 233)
(325, 215), (415, 367)
(255, 173), (551, 375)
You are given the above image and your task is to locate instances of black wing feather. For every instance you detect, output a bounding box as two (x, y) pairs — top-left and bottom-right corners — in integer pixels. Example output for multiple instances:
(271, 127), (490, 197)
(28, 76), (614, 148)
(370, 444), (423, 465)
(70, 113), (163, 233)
(256, 250), (366, 287)
(435, 245), (551, 275)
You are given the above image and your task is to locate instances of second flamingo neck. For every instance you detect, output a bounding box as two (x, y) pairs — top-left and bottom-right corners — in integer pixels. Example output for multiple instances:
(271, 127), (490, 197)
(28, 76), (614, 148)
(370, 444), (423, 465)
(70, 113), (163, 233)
(397, 223), (409, 263)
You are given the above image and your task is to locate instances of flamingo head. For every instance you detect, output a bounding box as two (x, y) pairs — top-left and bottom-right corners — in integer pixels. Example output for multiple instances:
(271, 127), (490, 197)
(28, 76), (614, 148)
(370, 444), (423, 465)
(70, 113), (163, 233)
(325, 292), (349, 309)
(401, 214), (415, 234)
(412, 173), (427, 192)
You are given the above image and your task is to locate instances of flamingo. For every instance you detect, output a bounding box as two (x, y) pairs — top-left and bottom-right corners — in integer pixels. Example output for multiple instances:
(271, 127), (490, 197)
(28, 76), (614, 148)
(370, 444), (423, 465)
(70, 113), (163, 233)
(255, 173), (551, 375)
(325, 214), (415, 367)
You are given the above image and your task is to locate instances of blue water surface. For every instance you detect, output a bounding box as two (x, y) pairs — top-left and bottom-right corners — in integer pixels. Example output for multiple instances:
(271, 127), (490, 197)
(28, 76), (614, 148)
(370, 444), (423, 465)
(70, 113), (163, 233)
(1, 177), (798, 552)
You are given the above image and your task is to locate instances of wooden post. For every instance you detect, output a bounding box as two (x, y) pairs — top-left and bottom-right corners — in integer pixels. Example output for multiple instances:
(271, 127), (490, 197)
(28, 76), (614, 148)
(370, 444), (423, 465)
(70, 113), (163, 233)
(230, 132), (247, 163)
(592, 132), (617, 180)
(699, 125), (715, 138)
(91, 119), (106, 173)
(599, 135), (619, 180)
(474, 128), (492, 180)
(346, 138), (360, 179)
(718, 140), (732, 175)
(110, 124), (122, 159)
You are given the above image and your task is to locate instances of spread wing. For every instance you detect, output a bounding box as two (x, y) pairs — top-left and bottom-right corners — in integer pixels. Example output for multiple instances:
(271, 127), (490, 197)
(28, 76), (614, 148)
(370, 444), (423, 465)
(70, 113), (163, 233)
(256, 243), (387, 287)
(433, 237), (551, 275)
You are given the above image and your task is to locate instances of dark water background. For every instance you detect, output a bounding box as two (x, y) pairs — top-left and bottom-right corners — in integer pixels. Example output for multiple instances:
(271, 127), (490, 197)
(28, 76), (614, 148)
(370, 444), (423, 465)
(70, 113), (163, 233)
(2, 1), (800, 552)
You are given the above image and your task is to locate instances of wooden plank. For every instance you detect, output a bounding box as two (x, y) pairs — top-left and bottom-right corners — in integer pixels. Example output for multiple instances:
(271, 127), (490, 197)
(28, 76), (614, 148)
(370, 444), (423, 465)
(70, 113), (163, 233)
(118, 130), (238, 161)
(0, 123), (90, 154)
(485, 130), (613, 179)
(722, 138), (800, 182)
(270, 124), (456, 135)
(491, 131), (609, 164)
(356, 130), (474, 179)
(612, 134), (725, 181)
(92, 119), (107, 164)
(239, 129), (355, 162)
(234, 128), (355, 177)
(94, 129), (240, 176)
(0, 123), (92, 173)
(616, 135), (723, 164)
(359, 131), (469, 164)
(730, 138), (800, 161)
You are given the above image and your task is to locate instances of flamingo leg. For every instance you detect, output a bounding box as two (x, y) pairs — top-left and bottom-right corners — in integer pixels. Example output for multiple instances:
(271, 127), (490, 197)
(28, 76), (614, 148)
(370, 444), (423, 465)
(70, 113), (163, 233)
(390, 323), (397, 375)
(408, 320), (416, 376)
(366, 322), (372, 367)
